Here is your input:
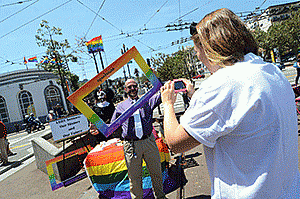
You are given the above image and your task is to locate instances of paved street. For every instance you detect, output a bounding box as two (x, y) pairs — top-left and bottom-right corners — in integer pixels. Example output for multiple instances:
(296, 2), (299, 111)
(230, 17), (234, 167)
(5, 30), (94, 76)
(0, 65), (299, 198)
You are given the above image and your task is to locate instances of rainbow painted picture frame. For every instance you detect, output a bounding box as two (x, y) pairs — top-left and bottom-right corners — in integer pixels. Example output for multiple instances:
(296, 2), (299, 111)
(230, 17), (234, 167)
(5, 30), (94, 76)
(68, 46), (162, 138)
(46, 146), (91, 191)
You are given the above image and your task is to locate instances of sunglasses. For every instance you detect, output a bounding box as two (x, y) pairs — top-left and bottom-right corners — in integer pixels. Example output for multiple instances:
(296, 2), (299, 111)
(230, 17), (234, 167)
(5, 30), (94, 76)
(190, 22), (198, 36)
(126, 85), (137, 89)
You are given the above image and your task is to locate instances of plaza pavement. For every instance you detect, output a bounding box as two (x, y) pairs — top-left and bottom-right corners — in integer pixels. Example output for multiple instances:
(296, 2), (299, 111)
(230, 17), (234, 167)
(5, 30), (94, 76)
(0, 139), (212, 199)
(1, 134), (299, 199)
(1, 68), (300, 198)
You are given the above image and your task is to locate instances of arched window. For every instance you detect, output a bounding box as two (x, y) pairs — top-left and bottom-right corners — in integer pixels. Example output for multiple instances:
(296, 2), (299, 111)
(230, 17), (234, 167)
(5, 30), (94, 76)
(18, 91), (34, 119)
(44, 85), (63, 111)
(0, 96), (9, 123)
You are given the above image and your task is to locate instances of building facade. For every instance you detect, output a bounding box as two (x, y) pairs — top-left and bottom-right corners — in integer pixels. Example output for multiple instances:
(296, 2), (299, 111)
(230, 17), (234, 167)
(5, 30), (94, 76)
(244, 1), (300, 32)
(0, 69), (68, 133)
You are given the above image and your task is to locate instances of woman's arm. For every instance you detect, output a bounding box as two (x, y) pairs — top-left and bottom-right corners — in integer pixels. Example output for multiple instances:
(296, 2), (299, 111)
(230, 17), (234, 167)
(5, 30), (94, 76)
(161, 81), (200, 154)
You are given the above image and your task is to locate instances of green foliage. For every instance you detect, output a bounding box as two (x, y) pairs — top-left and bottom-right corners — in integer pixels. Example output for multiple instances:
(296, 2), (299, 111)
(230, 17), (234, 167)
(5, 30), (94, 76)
(252, 9), (300, 59)
(150, 46), (197, 81)
(35, 20), (79, 91)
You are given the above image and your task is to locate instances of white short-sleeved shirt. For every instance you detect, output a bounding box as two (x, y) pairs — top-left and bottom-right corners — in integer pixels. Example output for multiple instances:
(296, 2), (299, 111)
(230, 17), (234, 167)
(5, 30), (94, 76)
(181, 53), (300, 199)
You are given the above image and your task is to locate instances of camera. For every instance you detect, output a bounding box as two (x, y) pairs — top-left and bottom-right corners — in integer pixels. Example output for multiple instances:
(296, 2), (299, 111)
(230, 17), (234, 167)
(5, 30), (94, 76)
(173, 79), (187, 93)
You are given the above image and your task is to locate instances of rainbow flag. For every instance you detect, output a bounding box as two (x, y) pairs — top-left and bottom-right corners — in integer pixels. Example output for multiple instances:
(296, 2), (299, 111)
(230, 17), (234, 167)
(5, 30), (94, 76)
(50, 58), (56, 64)
(85, 35), (104, 53)
(84, 138), (184, 198)
(28, 56), (37, 62)
(41, 57), (49, 64)
(24, 57), (27, 64)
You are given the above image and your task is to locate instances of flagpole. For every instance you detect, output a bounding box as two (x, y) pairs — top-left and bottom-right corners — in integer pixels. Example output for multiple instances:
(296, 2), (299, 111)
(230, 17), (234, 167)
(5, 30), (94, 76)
(92, 52), (100, 74)
(24, 57), (28, 70)
(98, 51), (109, 88)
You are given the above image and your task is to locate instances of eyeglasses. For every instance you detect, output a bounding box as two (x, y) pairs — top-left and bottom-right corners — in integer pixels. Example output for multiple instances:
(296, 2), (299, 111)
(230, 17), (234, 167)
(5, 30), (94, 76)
(190, 22), (198, 36)
(126, 85), (137, 89)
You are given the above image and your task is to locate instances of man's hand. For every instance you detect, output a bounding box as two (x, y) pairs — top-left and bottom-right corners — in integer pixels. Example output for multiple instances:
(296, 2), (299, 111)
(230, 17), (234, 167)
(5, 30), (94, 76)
(89, 123), (99, 135)
(160, 81), (177, 107)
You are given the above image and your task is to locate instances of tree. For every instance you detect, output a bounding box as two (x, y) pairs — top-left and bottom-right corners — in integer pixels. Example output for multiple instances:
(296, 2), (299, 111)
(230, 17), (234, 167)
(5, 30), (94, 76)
(252, 9), (300, 60)
(151, 46), (197, 81)
(35, 20), (79, 110)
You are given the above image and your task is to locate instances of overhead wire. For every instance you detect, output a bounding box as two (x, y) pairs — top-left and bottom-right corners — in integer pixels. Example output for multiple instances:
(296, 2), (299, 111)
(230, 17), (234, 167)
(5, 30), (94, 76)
(0, 0), (34, 7)
(171, 0), (214, 23)
(178, 0), (181, 23)
(84, 0), (106, 39)
(0, 0), (73, 39)
(173, 7), (199, 22)
(0, 0), (39, 24)
(76, 0), (122, 33)
(1, 0), (216, 77)
(0, 51), (47, 67)
(141, 0), (169, 30)
(76, 0), (158, 51)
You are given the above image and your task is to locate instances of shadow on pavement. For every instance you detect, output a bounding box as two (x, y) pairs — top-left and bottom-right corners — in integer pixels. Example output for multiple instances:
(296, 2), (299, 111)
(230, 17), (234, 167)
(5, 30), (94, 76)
(0, 161), (22, 175)
(185, 152), (202, 159)
(10, 161), (22, 168)
(186, 195), (211, 199)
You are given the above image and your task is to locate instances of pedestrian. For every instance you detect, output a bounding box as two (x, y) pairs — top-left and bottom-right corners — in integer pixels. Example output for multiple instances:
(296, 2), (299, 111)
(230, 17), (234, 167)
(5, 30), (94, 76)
(90, 88), (116, 142)
(0, 121), (9, 166)
(293, 54), (300, 86)
(93, 89), (115, 124)
(54, 103), (64, 118)
(92, 79), (166, 199)
(46, 110), (57, 122)
(5, 137), (15, 157)
(160, 8), (300, 199)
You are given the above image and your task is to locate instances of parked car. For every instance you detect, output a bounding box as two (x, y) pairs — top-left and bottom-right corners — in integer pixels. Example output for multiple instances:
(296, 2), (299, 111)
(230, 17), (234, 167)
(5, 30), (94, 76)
(192, 74), (205, 79)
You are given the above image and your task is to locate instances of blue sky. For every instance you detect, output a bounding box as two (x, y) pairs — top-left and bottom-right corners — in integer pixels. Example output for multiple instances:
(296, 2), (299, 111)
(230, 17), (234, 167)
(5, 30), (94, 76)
(0, 0), (296, 81)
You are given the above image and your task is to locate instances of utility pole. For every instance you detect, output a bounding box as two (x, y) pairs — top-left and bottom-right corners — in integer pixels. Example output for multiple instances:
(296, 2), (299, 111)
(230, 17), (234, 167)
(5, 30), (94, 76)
(98, 51), (109, 88)
(121, 44), (132, 79)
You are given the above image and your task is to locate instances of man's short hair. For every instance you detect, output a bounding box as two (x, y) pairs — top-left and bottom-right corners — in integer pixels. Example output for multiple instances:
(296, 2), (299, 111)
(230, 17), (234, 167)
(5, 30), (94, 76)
(125, 79), (138, 88)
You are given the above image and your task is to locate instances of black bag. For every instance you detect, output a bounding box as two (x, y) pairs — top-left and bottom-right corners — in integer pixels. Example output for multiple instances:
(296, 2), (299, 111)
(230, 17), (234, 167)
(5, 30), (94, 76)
(164, 163), (188, 194)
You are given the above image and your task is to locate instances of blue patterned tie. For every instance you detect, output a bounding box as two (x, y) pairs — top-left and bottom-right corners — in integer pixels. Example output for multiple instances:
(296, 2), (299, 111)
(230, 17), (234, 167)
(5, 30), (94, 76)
(132, 100), (143, 139)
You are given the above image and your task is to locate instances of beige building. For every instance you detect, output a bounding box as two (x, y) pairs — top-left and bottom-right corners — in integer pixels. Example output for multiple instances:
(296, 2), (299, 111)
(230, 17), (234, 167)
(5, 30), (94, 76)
(0, 69), (67, 133)
(245, 1), (300, 32)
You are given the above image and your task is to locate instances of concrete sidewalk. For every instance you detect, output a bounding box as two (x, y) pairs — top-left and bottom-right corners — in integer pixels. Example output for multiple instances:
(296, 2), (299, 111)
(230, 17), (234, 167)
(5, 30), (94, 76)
(0, 144), (211, 199)
(0, 127), (51, 176)
(1, 134), (299, 198)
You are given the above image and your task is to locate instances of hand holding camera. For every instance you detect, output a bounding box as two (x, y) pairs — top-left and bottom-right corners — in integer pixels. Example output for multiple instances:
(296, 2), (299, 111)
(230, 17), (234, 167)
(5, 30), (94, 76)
(161, 78), (195, 107)
(173, 79), (187, 93)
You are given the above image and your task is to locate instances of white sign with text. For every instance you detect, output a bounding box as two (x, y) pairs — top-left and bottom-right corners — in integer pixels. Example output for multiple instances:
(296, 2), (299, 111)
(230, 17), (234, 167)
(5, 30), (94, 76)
(50, 114), (89, 142)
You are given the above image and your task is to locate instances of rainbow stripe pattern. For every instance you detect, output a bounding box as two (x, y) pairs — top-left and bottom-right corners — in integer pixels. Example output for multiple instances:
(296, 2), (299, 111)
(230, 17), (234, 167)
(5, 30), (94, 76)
(50, 58), (56, 64)
(67, 46), (162, 138)
(28, 56), (37, 62)
(24, 57), (27, 64)
(86, 35), (104, 53)
(84, 138), (180, 198)
(45, 146), (91, 191)
(41, 57), (49, 64)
